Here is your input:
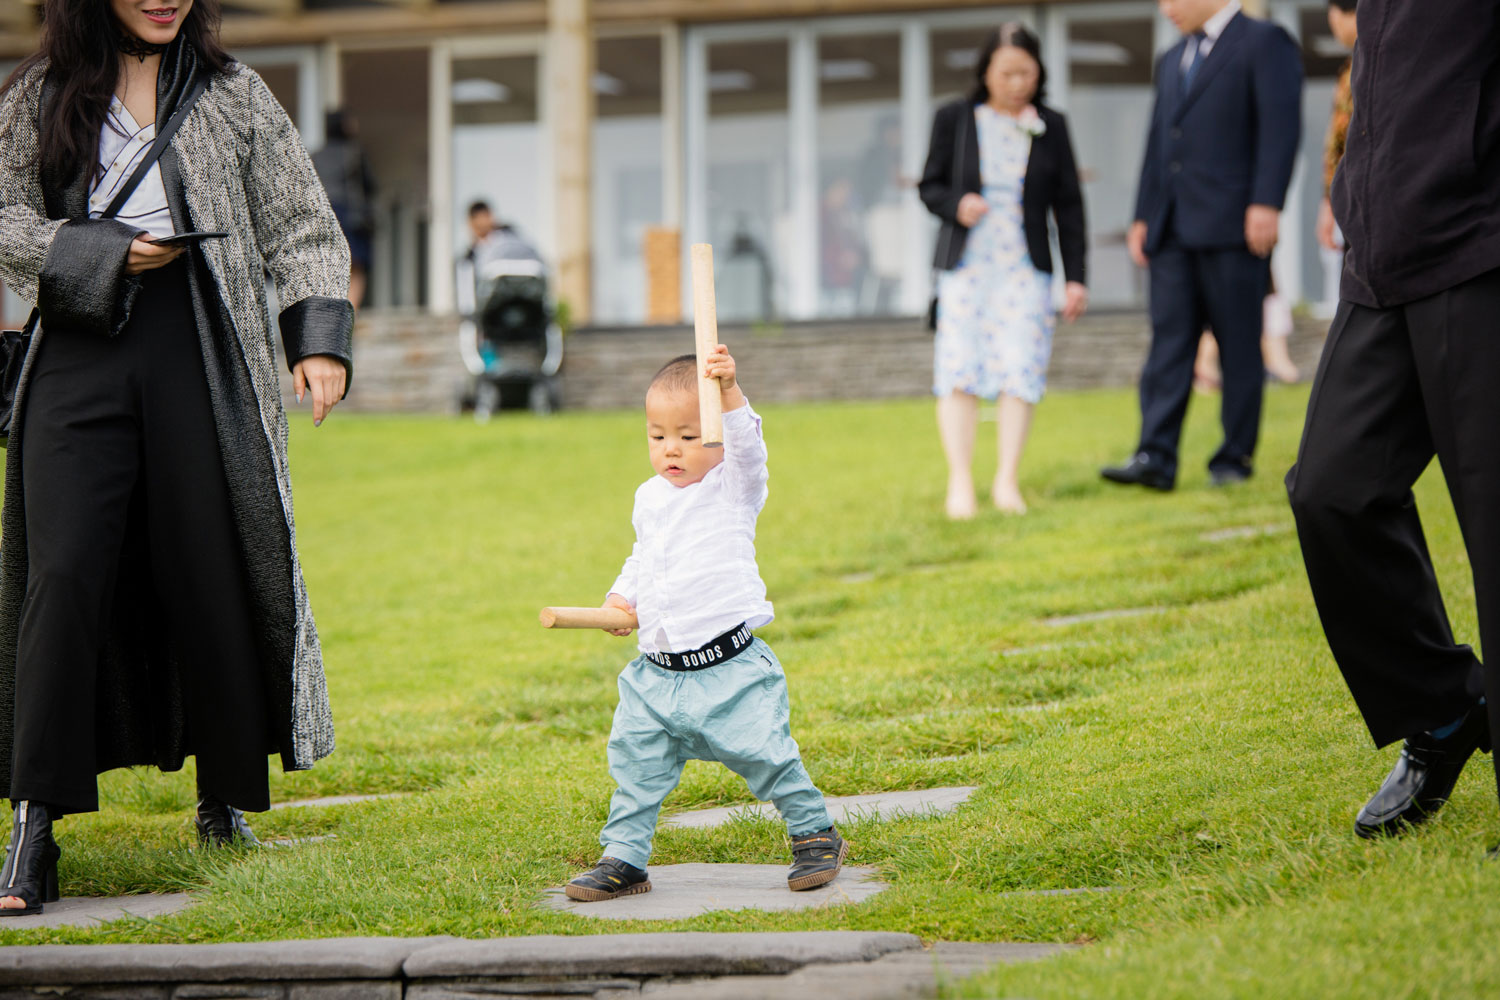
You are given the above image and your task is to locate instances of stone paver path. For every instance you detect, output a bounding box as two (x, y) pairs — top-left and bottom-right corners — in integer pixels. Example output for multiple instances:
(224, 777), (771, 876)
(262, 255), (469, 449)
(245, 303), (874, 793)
(1041, 606), (1162, 627)
(542, 863), (888, 920)
(270, 792), (410, 811)
(0, 893), (193, 930)
(665, 786), (978, 830)
(1200, 523), (1290, 543)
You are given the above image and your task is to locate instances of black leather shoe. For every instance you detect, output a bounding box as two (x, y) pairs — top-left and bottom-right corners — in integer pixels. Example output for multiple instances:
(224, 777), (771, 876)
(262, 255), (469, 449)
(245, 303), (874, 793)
(1209, 466), (1252, 487)
(1101, 454), (1174, 491)
(0, 801), (61, 916)
(195, 793), (261, 848)
(565, 857), (651, 902)
(1355, 705), (1492, 839)
(788, 826), (847, 891)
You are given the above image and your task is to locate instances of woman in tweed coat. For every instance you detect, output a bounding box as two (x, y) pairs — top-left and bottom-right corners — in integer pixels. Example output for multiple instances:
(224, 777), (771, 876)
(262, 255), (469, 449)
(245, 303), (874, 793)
(0, 0), (351, 913)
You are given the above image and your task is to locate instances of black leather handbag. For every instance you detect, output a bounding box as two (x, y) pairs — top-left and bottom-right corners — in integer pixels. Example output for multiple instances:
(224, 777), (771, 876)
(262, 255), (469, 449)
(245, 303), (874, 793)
(0, 71), (209, 447)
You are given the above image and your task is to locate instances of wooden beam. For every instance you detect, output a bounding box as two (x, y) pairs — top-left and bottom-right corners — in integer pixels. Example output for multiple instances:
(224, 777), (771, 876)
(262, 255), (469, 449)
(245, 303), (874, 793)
(549, 0), (593, 324)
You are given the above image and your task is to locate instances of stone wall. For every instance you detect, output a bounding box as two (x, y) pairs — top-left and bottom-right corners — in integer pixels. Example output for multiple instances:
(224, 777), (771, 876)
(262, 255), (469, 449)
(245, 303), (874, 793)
(306, 310), (1330, 415)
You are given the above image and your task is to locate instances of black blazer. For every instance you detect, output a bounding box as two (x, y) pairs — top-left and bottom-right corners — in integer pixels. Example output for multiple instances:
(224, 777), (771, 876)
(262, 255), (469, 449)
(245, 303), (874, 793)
(1134, 12), (1302, 255)
(1332, 0), (1500, 307)
(918, 100), (1086, 285)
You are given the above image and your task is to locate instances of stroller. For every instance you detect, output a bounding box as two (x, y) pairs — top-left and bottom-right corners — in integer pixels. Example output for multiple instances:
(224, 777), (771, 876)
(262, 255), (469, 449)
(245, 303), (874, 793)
(458, 230), (563, 419)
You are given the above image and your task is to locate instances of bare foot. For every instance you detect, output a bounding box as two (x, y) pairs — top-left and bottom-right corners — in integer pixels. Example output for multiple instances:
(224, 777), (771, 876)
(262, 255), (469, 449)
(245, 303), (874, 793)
(993, 481), (1028, 515)
(0, 895), (26, 910)
(945, 481), (977, 520)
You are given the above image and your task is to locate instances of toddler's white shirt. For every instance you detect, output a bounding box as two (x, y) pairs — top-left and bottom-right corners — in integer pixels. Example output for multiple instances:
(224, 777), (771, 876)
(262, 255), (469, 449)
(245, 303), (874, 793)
(609, 400), (775, 654)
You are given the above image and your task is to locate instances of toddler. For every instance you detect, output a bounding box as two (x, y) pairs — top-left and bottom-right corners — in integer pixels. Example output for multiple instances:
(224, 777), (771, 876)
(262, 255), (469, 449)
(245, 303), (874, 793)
(565, 345), (845, 901)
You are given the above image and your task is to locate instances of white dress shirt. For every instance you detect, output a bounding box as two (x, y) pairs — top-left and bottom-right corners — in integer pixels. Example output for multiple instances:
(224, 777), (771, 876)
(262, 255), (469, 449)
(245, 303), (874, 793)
(89, 99), (174, 239)
(1180, 0), (1241, 71)
(609, 400), (775, 654)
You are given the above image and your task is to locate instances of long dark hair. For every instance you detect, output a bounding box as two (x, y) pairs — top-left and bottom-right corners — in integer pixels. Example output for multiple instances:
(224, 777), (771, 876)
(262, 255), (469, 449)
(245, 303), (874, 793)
(2, 0), (231, 182)
(967, 22), (1048, 106)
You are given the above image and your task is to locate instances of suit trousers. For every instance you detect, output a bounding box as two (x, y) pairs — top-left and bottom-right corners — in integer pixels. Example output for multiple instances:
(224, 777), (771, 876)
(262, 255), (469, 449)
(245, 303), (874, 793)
(600, 638), (832, 870)
(11, 258), (271, 814)
(1138, 241), (1269, 479)
(1286, 266), (1500, 799)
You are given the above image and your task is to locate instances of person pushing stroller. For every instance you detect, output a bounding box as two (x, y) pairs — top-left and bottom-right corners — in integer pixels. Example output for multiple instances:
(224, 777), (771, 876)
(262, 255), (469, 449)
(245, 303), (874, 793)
(565, 345), (846, 901)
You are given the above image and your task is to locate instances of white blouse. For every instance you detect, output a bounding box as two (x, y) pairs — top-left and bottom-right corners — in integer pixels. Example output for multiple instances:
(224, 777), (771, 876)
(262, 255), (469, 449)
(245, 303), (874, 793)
(609, 401), (776, 654)
(88, 98), (174, 239)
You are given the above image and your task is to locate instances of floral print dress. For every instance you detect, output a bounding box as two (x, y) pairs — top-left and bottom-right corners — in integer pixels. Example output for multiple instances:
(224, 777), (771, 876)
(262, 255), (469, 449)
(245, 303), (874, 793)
(934, 104), (1055, 404)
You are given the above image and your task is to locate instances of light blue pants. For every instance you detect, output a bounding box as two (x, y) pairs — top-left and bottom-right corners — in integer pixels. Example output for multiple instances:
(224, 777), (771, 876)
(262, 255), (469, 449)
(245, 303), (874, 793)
(599, 638), (832, 869)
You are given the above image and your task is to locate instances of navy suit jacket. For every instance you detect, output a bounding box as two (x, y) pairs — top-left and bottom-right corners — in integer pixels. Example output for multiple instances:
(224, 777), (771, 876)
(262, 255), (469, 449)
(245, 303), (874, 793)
(1134, 12), (1303, 255)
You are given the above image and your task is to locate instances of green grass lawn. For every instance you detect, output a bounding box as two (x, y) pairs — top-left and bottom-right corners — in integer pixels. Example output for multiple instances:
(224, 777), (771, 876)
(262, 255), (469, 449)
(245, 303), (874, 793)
(2, 381), (1494, 998)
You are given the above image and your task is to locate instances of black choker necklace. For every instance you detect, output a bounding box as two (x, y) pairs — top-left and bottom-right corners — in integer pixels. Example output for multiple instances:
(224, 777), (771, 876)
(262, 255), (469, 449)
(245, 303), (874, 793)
(118, 33), (167, 63)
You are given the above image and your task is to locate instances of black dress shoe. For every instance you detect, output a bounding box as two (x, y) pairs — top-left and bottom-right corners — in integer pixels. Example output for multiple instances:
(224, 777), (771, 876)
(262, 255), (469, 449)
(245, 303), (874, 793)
(195, 793), (261, 848)
(1209, 466), (1252, 487)
(1355, 705), (1492, 839)
(0, 801), (61, 916)
(1101, 454), (1174, 491)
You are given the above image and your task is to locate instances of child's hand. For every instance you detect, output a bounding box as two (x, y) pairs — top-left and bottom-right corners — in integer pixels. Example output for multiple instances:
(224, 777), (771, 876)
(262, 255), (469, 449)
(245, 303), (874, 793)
(603, 593), (635, 637)
(704, 344), (737, 390)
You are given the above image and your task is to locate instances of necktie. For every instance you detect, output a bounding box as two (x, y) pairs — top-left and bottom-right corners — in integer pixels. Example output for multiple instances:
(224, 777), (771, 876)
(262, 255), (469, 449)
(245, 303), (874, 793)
(1182, 32), (1208, 94)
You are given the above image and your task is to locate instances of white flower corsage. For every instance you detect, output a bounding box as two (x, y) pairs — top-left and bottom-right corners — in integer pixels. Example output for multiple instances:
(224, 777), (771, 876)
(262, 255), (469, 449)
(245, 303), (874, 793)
(1016, 105), (1047, 137)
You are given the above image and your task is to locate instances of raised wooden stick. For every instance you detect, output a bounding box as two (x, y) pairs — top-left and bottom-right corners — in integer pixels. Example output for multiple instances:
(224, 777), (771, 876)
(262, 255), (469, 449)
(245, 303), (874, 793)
(539, 606), (639, 630)
(690, 243), (724, 449)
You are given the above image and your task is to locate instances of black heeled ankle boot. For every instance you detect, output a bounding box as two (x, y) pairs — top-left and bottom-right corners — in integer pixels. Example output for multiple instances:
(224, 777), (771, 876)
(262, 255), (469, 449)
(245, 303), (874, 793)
(0, 801), (61, 916)
(195, 791), (261, 848)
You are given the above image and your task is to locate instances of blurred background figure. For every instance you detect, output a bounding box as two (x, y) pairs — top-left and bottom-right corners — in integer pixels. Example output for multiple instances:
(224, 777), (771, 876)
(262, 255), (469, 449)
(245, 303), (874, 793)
(1316, 0), (1358, 256)
(312, 109), (377, 310)
(1193, 268), (1300, 392)
(921, 22), (1088, 518)
(1103, 0), (1302, 492)
(819, 177), (868, 316)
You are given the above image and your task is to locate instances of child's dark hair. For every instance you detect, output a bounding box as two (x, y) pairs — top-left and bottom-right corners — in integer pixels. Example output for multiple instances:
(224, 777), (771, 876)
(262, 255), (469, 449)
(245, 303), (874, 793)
(1328, 0), (1356, 10)
(649, 355), (699, 396)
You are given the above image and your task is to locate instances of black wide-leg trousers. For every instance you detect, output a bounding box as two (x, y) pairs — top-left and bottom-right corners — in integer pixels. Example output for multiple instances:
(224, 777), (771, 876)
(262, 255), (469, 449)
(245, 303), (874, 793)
(1286, 265), (1500, 800)
(11, 259), (270, 814)
(1138, 241), (1269, 480)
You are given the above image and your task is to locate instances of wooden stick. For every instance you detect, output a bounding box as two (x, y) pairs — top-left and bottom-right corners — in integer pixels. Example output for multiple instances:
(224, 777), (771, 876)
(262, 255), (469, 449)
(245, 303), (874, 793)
(690, 243), (724, 449)
(539, 606), (639, 630)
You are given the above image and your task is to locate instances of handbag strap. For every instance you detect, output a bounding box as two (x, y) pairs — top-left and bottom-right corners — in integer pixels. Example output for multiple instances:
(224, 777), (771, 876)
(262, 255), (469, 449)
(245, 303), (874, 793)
(101, 71), (210, 221)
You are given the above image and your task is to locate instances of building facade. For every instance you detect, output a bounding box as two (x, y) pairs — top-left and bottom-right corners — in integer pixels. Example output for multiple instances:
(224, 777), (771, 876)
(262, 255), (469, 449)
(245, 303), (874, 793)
(0, 0), (1349, 328)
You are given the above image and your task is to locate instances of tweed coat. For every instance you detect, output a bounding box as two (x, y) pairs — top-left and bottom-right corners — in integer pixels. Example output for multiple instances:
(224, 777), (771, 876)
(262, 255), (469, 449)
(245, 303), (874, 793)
(0, 56), (353, 791)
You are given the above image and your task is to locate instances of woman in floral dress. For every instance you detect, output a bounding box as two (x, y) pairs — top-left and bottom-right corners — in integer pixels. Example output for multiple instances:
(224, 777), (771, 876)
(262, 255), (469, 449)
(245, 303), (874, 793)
(919, 24), (1088, 517)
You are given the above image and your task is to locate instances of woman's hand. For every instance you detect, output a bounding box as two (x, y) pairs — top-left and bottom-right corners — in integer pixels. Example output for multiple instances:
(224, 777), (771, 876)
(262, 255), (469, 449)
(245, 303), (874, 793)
(124, 237), (184, 276)
(292, 355), (347, 426)
(602, 593), (635, 637)
(956, 193), (989, 228)
(1061, 282), (1089, 323)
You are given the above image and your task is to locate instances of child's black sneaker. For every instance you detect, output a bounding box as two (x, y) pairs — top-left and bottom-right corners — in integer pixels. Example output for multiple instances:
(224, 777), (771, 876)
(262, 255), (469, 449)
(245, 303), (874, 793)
(788, 826), (847, 891)
(564, 857), (651, 902)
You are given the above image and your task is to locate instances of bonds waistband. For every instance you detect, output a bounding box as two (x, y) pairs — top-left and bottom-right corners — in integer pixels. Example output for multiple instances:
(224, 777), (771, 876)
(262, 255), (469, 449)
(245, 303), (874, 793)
(644, 623), (753, 671)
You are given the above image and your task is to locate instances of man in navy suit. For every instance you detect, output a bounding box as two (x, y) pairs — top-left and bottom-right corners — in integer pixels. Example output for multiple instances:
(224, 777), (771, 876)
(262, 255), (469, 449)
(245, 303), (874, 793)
(1102, 0), (1302, 491)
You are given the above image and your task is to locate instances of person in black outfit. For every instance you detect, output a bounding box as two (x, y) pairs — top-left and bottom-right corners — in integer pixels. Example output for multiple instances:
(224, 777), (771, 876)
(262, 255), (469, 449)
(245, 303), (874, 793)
(918, 23), (1087, 518)
(1102, 0), (1301, 491)
(0, 0), (352, 914)
(1286, 0), (1500, 844)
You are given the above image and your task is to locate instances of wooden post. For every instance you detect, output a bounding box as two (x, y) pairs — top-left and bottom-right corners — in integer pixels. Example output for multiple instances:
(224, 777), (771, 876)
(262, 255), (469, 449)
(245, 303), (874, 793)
(548, 0), (593, 324)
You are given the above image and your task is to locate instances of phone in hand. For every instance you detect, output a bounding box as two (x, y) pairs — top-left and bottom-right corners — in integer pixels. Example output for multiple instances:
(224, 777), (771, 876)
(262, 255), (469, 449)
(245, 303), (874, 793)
(147, 231), (229, 248)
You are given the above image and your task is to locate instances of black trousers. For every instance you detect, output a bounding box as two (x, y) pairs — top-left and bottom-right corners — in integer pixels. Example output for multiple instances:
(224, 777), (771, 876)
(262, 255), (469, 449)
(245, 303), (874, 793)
(1138, 241), (1269, 479)
(11, 259), (270, 814)
(1287, 265), (1500, 799)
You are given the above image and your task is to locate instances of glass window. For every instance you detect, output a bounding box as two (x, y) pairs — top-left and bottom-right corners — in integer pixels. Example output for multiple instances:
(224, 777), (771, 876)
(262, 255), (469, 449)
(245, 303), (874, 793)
(593, 35), (664, 325)
(816, 32), (902, 317)
(706, 38), (789, 323)
(1064, 16), (1155, 307)
(450, 52), (546, 319)
(340, 47), (430, 308)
